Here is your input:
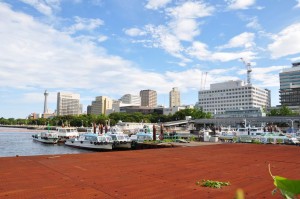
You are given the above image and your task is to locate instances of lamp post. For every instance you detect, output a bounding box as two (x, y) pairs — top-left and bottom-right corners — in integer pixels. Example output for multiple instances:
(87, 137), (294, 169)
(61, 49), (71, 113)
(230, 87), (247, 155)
(287, 119), (296, 135)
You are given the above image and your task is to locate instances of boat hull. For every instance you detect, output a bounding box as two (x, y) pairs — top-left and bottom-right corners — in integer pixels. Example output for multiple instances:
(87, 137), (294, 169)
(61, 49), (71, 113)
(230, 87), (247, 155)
(32, 137), (58, 144)
(113, 142), (132, 149)
(65, 140), (113, 150)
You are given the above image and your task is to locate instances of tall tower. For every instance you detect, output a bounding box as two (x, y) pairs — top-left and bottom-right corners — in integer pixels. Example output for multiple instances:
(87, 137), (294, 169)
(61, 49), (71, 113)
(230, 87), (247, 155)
(43, 90), (49, 113)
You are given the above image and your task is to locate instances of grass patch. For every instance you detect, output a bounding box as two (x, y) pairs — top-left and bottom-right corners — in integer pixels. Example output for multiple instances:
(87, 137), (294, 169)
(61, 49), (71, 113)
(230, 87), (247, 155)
(196, 179), (231, 189)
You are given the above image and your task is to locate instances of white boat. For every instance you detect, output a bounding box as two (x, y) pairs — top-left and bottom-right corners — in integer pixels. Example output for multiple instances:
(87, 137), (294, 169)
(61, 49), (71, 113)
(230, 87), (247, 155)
(32, 131), (59, 144)
(107, 127), (132, 149)
(236, 126), (264, 136)
(64, 134), (114, 150)
(56, 127), (79, 142)
(218, 127), (236, 136)
(130, 131), (156, 143)
(258, 132), (289, 144)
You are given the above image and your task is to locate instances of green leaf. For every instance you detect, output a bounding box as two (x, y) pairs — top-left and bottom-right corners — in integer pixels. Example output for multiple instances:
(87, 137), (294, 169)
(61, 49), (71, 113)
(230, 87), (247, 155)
(269, 164), (300, 197)
(273, 175), (300, 195)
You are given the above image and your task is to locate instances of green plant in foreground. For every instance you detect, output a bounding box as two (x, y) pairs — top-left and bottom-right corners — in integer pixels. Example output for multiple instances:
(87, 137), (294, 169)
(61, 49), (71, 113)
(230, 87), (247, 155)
(269, 164), (300, 198)
(196, 179), (230, 189)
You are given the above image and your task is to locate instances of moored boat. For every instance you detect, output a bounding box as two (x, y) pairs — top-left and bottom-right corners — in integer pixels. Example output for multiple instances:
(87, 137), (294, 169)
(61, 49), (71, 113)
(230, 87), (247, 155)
(258, 132), (288, 144)
(32, 131), (59, 144)
(64, 133), (114, 150)
(107, 127), (132, 149)
(56, 127), (79, 142)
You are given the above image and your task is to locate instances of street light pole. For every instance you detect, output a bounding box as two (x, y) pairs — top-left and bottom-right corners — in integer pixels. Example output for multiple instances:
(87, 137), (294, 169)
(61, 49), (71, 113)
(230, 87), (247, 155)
(287, 119), (296, 135)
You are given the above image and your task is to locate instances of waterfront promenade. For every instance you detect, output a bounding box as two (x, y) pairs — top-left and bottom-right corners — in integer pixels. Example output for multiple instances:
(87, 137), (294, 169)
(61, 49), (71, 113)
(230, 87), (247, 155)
(0, 143), (299, 198)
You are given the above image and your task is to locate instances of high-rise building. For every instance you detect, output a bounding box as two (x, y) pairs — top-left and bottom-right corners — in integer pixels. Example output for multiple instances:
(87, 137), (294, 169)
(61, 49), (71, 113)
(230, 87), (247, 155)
(56, 92), (81, 116)
(90, 96), (113, 115)
(169, 87), (180, 108)
(120, 94), (141, 105)
(140, 89), (157, 107)
(280, 62), (300, 107)
(197, 80), (271, 115)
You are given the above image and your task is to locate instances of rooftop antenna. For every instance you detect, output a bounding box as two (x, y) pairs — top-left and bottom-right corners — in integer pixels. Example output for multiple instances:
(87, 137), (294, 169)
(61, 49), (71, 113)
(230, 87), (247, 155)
(240, 58), (252, 84)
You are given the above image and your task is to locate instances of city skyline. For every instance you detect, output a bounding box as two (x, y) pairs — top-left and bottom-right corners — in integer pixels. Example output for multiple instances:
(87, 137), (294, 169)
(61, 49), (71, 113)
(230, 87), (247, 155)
(1, 1), (300, 118)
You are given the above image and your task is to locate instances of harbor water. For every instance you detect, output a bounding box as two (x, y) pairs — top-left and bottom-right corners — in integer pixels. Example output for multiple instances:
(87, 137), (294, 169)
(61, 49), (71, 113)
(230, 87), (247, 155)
(0, 127), (91, 157)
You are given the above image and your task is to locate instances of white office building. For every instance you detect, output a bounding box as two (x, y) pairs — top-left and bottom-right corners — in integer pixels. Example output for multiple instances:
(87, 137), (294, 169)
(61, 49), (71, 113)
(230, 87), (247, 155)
(163, 105), (194, 115)
(57, 92), (81, 116)
(90, 96), (113, 115)
(120, 94), (141, 106)
(197, 80), (271, 115)
(169, 87), (181, 108)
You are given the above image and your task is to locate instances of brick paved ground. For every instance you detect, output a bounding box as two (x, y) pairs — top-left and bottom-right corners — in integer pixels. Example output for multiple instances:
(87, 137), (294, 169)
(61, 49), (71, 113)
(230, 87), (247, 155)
(0, 143), (299, 199)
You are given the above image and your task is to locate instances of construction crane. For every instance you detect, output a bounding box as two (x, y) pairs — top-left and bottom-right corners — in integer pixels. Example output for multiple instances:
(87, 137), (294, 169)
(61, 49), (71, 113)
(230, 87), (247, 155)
(240, 58), (252, 84)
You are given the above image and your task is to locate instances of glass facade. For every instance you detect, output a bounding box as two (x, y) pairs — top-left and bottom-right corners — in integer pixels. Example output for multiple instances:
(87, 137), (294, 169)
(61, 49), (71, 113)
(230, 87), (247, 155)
(279, 62), (300, 106)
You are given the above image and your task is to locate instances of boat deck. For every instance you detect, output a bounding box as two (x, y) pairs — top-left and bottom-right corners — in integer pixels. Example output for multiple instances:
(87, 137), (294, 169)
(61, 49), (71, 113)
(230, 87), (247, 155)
(0, 143), (299, 198)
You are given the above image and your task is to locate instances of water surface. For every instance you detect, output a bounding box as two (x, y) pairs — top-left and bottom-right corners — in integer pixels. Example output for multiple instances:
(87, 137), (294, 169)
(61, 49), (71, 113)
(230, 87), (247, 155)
(0, 127), (91, 157)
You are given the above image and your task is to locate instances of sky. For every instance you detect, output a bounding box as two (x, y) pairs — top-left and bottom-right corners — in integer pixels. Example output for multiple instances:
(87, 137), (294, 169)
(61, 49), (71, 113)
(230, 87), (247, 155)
(1, 0), (300, 119)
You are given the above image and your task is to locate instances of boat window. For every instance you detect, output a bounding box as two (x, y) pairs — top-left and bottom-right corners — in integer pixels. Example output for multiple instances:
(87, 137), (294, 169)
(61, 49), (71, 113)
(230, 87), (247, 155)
(117, 135), (124, 140)
(110, 135), (117, 140)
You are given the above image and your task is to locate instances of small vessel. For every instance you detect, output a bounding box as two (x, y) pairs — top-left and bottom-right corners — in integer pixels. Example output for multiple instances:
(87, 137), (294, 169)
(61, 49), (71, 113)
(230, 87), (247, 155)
(56, 127), (79, 142)
(107, 127), (132, 149)
(258, 132), (288, 144)
(32, 131), (59, 144)
(130, 130), (155, 143)
(64, 134), (114, 150)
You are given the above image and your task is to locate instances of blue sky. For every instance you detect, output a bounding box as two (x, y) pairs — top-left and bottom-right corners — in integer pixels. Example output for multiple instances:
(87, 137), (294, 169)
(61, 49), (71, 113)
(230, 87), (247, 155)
(1, 0), (300, 119)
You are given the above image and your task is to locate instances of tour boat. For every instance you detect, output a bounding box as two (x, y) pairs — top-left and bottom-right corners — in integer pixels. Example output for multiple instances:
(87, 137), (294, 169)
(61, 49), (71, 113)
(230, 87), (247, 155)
(64, 133), (114, 150)
(56, 127), (79, 142)
(107, 127), (132, 149)
(32, 131), (59, 144)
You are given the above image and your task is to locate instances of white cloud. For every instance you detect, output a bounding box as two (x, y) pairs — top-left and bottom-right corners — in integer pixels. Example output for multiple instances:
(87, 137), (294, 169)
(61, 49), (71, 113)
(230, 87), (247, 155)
(166, 1), (214, 42)
(186, 41), (211, 60)
(125, 1), (214, 65)
(217, 32), (255, 50)
(169, 18), (199, 42)
(0, 2), (193, 100)
(246, 17), (262, 30)
(187, 41), (256, 62)
(211, 51), (256, 62)
(145, 0), (172, 10)
(268, 23), (300, 58)
(165, 1), (214, 19)
(294, 0), (300, 8)
(290, 56), (300, 62)
(66, 16), (104, 34)
(124, 28), (147, 36)
(97, 35), (107, 42)
(20, 0), (60, 16)
(251, 65), (284, 87)
(226, 0), (256, 10)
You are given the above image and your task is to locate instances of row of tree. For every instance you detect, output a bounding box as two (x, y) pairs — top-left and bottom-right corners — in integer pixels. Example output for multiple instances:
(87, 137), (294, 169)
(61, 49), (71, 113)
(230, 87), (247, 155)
(0, 106), (297, 127)
(0, 108), (212, 127)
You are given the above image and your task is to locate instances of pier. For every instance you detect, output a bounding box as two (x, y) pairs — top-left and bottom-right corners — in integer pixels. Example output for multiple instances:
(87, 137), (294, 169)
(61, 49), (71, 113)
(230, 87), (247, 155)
(0, 144), (299, 198)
